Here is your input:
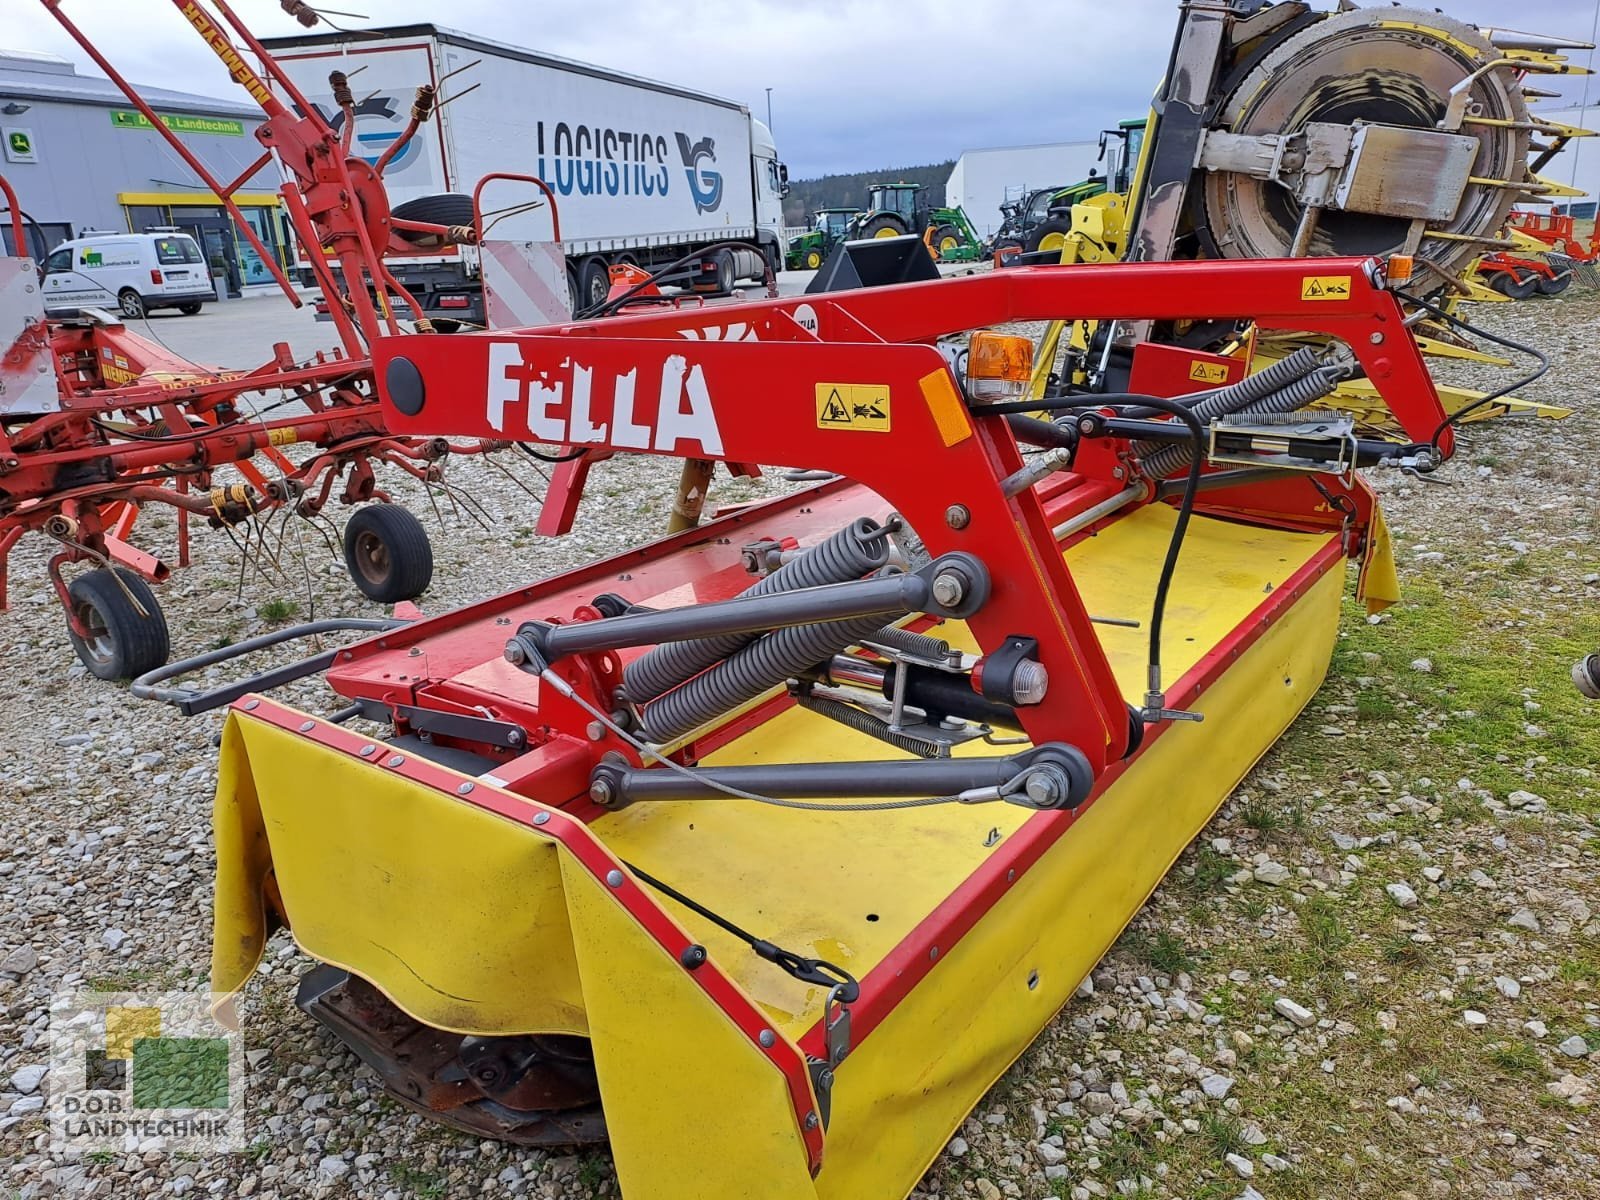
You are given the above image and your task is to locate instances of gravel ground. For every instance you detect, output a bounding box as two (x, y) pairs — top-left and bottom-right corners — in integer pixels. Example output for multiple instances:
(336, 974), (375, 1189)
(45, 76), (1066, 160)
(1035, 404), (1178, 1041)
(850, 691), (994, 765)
(0, 288), (1595, 1199)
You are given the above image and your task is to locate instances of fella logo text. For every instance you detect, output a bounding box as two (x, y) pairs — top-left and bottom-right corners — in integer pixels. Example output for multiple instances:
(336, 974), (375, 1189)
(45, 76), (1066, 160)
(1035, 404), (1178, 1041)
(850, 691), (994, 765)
(485, 344), (724, 455)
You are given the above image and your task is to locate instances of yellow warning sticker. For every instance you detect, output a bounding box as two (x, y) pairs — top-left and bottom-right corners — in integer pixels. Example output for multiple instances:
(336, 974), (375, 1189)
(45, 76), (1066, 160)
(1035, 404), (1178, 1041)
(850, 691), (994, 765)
(1301, 275), (1353, 301)
(1188, 360), (1230, 384)
(816, 383), (891, 432)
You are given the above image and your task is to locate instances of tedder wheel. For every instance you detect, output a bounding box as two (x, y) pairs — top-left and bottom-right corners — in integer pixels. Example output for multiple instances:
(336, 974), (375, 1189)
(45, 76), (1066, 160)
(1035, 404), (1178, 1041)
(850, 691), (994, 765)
(1502, 272), (1539, 300)
(117, 289), (145, 319)
(177, 301), (203, 316)
(578, 256), (610, 311)
(1025, 217), (1073, 257)
(1537, 272), (1571, 295)
(343, 504), (434, 603)
(805, 248), (823, 270)
(65, 567), (171, 681)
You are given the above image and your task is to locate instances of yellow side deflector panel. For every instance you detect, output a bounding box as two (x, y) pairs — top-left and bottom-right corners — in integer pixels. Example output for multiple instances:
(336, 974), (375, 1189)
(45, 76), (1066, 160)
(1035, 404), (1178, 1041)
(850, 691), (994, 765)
(214, 714), (588, 1036)
(815, 564), (1344, 1200)
(557, 854), (817, 1199)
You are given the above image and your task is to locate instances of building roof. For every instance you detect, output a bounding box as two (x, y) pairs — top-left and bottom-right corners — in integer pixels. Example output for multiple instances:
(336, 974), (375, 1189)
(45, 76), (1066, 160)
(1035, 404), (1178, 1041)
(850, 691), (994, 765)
(0, 49), (262, 119)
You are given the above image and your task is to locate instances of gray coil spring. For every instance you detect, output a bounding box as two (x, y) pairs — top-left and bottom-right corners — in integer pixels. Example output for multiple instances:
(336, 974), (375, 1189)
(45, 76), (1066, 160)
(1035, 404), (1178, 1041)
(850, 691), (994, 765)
(861, 626), (953, 661)
(796, 693), (942, 759)
(622, 517), (891, 704)
(1136, 347), (1342, 480)
(640, 605), (895, 744)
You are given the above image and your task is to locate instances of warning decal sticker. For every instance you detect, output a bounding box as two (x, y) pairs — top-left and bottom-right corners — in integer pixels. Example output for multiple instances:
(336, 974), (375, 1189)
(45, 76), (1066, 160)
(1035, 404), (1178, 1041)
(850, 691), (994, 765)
(815, 384), (892, 432)
(1301, 275), (1352, 301)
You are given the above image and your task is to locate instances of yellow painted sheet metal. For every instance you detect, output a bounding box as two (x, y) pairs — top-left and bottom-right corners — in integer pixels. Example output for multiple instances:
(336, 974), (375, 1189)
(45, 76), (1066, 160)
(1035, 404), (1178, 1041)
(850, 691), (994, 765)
(590, 507), (1334, 1039)
(213, 715), (590, 1036)
(817, 565), (1344, 1199)
(557, 853), (817, 1199)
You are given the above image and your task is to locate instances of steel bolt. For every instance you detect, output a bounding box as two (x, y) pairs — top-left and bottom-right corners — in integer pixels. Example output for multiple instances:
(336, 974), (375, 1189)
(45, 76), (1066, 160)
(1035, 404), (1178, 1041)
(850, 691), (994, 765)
(457, 781), (474, 795)
(931, 572), (966, 608)
(244, 699), (260, 711)
(533, 811), (551, 826)
(590, 779), (615, 807)
(758, 1029), (776, 1048)
(944, 503), (970, 530)
(586, 721), (605, 742)
(299, 721), (315, 733)
(1023, 768), (1064, 809)
(605, 868), (624, 888)
(805, 1112), (820, 1130)
(358, 744), (376, 757)
(386, 755), (405, 768)
(503, 640), (527, 666)
(1369, 331), (1385, 345)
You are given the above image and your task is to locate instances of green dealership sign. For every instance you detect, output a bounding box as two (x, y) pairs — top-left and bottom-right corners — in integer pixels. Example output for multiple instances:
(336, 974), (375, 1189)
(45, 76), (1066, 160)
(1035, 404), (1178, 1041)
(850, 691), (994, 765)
(110, 109), (245, 137)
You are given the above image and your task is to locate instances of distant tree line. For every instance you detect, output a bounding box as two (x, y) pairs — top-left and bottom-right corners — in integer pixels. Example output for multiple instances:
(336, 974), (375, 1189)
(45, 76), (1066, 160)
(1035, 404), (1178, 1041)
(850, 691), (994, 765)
(782, 161), (956, 224)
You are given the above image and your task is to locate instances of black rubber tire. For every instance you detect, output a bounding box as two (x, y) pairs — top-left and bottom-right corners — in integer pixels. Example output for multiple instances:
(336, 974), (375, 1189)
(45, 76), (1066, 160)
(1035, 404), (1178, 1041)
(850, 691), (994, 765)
(1502, 272), (1539, 300)
(118, 289), (145, 319)
(991, 237), (1024, 265)
(65, 567), (170, 681)
(343, 504), (433, 603)
(578, 256), (610, 311)
(177, 301), (203, 315)
(1024, 217), (1074, 256)
(858, 214), (907, 240)
(804, 248), (823, 270)
(567, 263), (582, 312)
(390, 193), (475, 245)
(1537, 272), (1571, 296)
(929, 223), (961, 260)
(712, 250), (735, 293)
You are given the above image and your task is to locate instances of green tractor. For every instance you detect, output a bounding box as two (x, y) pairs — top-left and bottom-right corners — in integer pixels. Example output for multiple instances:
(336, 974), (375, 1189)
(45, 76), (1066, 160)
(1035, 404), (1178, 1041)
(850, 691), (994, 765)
(785, 207), (862, 271)
(848, 182), (985, 262)
(991, 118), (1147, 263)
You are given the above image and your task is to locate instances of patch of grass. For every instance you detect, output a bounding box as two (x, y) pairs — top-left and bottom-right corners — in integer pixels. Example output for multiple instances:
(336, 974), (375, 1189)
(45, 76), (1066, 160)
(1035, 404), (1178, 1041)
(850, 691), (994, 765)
(1197, 1109), (1247, 1158)
(1297, 893), (1353, 973)
(1378, 931), (1432, 972)
(258, 597), (299, 622)
(1240, 795), (1281, 834)
(85, 1150), (117, 1165)
(1181, 845), (1236, 896)
(1558, 954), (1600, 985)
(1485, 1040), (1543, 1076)
(1356, 691), (1398, 721)
(388, 1165), (447, 1199)
(577, 1155), (610, 1191)
(1100, 1123), (1159, 1183)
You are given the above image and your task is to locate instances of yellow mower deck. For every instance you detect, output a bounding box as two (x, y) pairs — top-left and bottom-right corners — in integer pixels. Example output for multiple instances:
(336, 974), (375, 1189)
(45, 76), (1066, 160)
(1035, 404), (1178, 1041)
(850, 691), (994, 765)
(214, 505), (1350, 1198)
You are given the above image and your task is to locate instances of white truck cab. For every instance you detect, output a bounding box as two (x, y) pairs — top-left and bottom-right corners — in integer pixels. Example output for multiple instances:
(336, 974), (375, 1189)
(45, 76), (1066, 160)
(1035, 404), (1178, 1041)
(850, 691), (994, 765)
(42, 230), (213, 319)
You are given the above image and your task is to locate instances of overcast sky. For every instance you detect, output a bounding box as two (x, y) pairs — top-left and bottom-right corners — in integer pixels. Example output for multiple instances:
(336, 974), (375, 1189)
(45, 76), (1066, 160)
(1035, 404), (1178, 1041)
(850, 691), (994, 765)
(10, 0), (1600, 177)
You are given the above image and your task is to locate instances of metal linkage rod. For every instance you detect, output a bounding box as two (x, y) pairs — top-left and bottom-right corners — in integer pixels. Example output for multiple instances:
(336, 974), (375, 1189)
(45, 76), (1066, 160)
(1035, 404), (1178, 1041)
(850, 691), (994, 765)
(508, 554), (989, 664)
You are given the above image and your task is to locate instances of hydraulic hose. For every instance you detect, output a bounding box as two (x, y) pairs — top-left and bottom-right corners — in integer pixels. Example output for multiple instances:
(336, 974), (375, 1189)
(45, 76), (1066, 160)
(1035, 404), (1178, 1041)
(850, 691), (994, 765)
(640, 598), (899, 744)
(621, 517), (892, 704)
(1136, 348), (1343, 479)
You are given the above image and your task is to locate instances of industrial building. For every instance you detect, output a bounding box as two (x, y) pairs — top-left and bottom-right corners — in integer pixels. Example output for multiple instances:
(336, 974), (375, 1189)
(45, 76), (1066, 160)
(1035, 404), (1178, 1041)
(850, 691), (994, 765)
(945, 139), (1105, 236)
(0, 47), (290, 294)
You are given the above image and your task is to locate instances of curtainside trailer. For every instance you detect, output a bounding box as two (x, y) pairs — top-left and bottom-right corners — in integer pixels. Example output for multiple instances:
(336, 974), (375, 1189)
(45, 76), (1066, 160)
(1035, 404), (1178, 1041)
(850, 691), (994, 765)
(261, 23), (788, 321)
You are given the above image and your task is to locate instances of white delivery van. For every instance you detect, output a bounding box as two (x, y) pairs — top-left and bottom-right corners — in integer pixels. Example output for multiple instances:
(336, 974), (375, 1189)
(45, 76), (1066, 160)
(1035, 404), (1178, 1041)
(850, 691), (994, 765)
(41, 231), (214, 319)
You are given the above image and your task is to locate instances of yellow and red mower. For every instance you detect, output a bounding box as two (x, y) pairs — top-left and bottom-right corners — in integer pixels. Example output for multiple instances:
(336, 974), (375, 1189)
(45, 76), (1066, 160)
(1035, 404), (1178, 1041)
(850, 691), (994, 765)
(65, 4), (1529, 1199)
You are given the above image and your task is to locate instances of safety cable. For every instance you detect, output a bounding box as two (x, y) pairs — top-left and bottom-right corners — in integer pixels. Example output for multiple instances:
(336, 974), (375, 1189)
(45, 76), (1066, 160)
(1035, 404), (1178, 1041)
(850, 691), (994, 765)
(623, 859), (861, 1002)
(545, 669), (969, 812)
(1397, 290), (1552, 446)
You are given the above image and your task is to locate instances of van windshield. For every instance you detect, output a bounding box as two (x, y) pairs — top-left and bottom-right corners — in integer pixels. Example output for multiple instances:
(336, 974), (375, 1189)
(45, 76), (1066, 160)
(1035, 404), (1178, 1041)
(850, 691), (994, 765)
(155, 237), (203, 265)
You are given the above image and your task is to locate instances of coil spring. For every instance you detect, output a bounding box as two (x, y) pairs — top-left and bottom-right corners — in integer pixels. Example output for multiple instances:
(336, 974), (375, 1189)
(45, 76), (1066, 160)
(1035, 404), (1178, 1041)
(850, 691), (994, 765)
(622, 517), (891, 704)
(796, 693), (942, 759)
(1136, 347), (1338, 479)
(641, 607), (894, 744)
(862, 626), (953, 661)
